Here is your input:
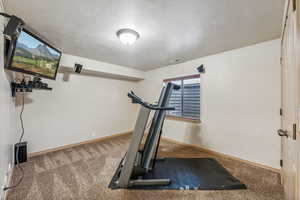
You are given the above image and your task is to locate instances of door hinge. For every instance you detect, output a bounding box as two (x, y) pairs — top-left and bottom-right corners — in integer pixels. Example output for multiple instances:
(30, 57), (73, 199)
(280, 108), (283, 116)
(280, 57), (283, 65)
(280, 159), (283, 167)
(293, 123), (297, 140)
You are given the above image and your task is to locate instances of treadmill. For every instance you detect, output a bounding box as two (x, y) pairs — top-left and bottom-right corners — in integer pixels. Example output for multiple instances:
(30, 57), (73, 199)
(109, 82), (180, 188)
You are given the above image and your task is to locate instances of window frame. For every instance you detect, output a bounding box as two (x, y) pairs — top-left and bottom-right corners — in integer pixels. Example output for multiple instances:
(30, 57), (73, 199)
(163, 74), (201, 123)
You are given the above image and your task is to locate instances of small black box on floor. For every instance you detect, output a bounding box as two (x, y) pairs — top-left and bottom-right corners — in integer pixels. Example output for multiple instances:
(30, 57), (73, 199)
(14, 142), (27, 165)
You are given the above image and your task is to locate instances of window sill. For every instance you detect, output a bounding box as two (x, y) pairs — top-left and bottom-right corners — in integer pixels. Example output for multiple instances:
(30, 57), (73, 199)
(165, 116), (201, 124)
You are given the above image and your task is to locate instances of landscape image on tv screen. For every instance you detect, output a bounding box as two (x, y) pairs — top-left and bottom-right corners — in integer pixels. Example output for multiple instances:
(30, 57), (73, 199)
(11, 30), (61, 79)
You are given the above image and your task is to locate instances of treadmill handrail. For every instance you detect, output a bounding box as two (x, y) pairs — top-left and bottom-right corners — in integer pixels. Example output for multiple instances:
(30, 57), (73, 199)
(128, 91), (175, 111)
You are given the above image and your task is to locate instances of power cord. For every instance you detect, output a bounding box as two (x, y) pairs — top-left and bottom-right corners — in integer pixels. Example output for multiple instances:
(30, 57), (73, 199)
(19, 92), (25, 143)
(0, 12), (11, 18)
(3, 92), (25, 191)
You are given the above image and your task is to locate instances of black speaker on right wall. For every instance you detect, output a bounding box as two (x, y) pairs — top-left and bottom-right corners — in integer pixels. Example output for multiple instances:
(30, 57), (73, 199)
(197, 64), (205, 73)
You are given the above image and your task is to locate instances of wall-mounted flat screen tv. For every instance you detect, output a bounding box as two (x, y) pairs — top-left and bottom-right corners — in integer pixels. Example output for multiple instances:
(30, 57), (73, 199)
(6, 29), (61, 80)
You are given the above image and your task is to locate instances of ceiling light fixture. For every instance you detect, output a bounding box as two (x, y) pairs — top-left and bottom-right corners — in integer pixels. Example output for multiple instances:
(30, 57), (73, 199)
(116, 28), (139, 45)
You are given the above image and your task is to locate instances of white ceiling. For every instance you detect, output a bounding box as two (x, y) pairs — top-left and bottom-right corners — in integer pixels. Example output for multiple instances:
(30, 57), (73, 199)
(5, 0), (285, 71)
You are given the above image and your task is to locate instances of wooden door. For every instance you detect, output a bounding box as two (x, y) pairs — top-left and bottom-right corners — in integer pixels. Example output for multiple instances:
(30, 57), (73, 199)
(280, 0), (300, 199)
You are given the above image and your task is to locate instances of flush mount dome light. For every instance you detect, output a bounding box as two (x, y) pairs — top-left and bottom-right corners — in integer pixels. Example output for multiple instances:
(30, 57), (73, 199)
(116, 28), (139, 45)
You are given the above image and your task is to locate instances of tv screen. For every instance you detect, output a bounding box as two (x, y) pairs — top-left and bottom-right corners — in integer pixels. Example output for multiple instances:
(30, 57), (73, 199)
(7, 29), (61, 80)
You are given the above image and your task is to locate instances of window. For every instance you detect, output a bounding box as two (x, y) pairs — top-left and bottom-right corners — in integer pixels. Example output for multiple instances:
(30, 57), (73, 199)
(164, 74), (200, 121)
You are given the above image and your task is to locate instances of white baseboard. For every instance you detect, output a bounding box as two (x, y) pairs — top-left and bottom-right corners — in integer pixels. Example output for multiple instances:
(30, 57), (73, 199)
(29, 131), (132, 157)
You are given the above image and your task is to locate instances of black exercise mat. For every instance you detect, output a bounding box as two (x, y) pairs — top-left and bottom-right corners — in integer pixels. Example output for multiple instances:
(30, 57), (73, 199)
(109, 158), (247, 190)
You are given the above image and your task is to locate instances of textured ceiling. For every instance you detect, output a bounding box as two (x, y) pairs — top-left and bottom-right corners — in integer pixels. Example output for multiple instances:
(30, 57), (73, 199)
(5, 0), (285, 71)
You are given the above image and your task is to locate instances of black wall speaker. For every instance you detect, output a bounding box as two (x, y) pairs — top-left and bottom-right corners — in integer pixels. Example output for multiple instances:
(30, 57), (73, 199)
(74, 63), (83, 73)
(3, 15), (24, 38)
(197, 64), (205, 73)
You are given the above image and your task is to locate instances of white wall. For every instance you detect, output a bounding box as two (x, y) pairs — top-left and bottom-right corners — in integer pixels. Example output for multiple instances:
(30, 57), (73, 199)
(22, 72), (139, 153)
(137, 39), (281, 169)
(0, 2), (18, 197)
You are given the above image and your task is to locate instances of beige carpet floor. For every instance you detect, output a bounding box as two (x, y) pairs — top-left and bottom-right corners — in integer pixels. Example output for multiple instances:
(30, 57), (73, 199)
(6, 134), (284, 200)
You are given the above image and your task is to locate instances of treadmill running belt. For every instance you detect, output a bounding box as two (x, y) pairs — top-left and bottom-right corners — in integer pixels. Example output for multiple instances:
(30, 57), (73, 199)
(109, 158), (247, 190)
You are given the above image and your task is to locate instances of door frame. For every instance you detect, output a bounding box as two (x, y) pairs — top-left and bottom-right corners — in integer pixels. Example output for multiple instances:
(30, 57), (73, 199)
(280, 0), (300, 199)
